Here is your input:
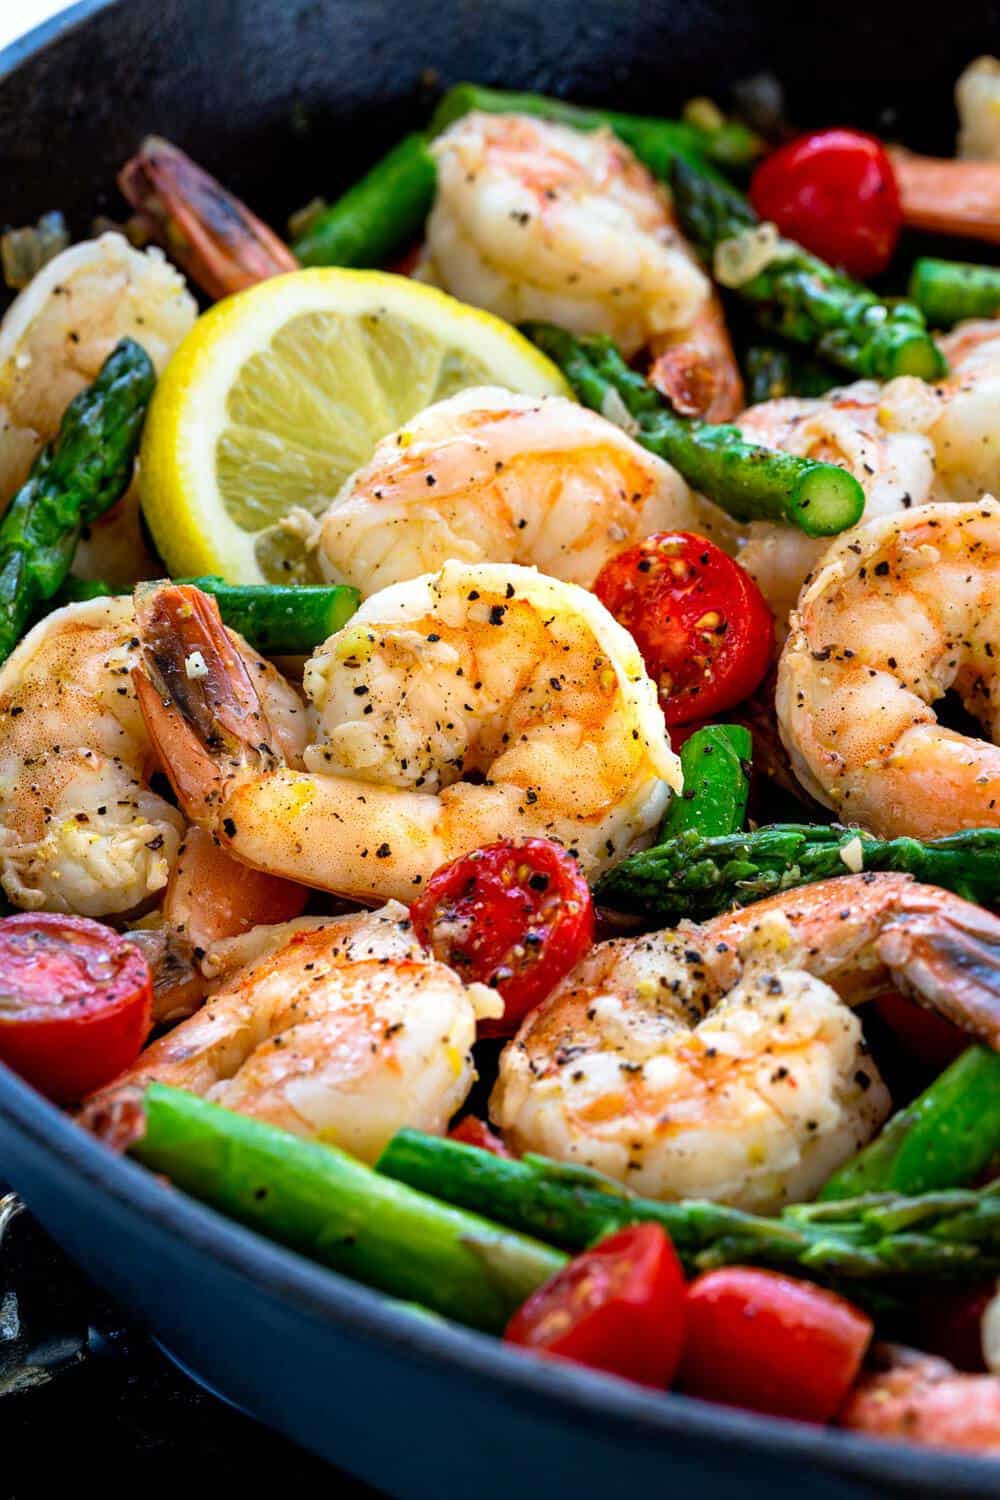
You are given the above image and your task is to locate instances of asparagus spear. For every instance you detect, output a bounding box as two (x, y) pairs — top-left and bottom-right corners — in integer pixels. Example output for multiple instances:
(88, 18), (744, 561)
(429, 83), (762, 180)
(53, 576), (360, 655)
(670, 157), (946, 383)
(525, 325), (864, 537)
(743, 344), (841, 404)
(377, 1130), (1000, 1282)
(594, 824), (1000, 922)
(657, 724), (751, 843)
(908, 257), (1000, 328)
(0, 339), (155, 665)
(820, 1048), (1000, 1201)
(129, 1083), (565, 1332)
(292, 134), (438, 269)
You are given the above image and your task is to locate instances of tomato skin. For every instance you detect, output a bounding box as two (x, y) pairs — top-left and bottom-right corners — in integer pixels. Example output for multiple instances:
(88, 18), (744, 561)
(874, 989), (968, 1070)
(504, 1224), (687, 1387)
(0, 914), (152, 1103)
(911, 1282), (994, 1373)
(750, 129), (902, 280)
(410, 838), (594, 1038)
(679, 1267), (873, 1423)
(449, 1116), (511, 1156)
(594, 532), (774, 726)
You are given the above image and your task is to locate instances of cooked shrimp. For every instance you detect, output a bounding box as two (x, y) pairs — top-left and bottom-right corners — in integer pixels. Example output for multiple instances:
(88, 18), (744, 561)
(117, 137), (298, 301)
(647, 294), (745, 423)
(161, 826), (309, 955)
(133, 569), (678, 904)
(317, 385), (733, 596)
(84, 903), (499, 1163)
(0, 233), (196, 505)
(493, 872), (1000, 1210)
(734, 385), (938, 627)
(957, 55), (1000, 160)
(839, 1344), (1000, 1455)
(889, 146), (1000, 244)
(0, 595), (305, 917)
(422, 112), (741, 416)
(777, 499), (1000, 839)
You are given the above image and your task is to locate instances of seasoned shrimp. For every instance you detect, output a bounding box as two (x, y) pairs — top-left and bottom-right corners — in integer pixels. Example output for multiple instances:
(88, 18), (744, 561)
(777, 499), (1000, 839)
(0, 595), (305, 918)
(734, 385), (938, 627)
(0, 233), (196, 505)
(84, 902), (499, 1163)
(839, 1345), (1000, 1455)
(422, 112), (742, 416)
(493, 872), (1000, 1210)
(317, 385), (733, 595)
(133, 568), (678, 904)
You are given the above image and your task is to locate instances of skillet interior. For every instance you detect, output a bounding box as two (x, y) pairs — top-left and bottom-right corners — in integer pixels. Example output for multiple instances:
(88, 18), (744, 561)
(3, 1), (1000, 1493)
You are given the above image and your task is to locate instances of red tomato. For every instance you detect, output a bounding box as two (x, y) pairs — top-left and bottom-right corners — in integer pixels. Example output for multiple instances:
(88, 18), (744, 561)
(874, 989), (968, 1070)
(504, 1224), (687, 1387)
(410, 838), (594, 1038)
(912, 1282), (994, 1373)
(679, 1267), (873, 1423)
(750, 129), (902, 279)
(594, 532), (774, 726)
(449, 1116), (511, 1156)
(0, 913), (152, 1103)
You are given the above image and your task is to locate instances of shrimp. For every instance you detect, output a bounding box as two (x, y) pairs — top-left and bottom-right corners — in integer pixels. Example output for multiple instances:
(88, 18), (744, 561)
(132, 569), (679, 905)
(492, 872), (1000, 1211)
(161, 826), (309, 955)
(422, 112), (742, 417)
(0, 595), (305, 918)
(888, 147), (1000, 244)
(777, 499), (1000, 840)
(317, 385), (734, 596)
(734, 385), (938, 628)
(83, 902), (500, 1163)
(117, 136), (298, 301)
(0, 233), (196, 506)
(839, 1344), (1000, 1456)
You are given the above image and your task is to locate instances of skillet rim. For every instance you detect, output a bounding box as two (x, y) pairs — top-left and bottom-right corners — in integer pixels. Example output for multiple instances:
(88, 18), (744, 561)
(0, 3), (998, 1487)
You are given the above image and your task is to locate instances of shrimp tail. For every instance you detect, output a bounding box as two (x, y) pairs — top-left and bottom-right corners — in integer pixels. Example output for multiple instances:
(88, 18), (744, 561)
(878, 889), (1000, 1051)
(117, 137), (298, 300)
(647, 296), (745, 422)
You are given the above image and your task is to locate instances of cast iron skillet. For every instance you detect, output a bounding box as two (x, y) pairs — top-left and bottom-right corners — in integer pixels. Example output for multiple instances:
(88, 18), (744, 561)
(2, 2), (1000, 1492)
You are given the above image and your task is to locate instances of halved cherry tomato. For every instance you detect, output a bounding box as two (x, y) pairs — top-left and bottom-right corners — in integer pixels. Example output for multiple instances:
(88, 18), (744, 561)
(594, 532), (774, 726)
(874, 989), (968, 1070)
(449, 1115), (511, 1156)
(750, 129), (902, 280)
(912, 1282), (995, 1373)
(679, 1267), (873, 1423)
(410, 838), (594, 1038)
(504, 1224), (687, 1387)
(0, 914), (152, 1103)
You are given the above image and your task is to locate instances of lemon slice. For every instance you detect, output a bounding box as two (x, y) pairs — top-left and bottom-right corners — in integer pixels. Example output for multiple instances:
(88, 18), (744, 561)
(139, 269), (570, 584)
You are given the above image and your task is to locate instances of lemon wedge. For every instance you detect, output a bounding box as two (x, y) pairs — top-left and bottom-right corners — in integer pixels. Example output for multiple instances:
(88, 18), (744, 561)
(139, 269), (569, 583)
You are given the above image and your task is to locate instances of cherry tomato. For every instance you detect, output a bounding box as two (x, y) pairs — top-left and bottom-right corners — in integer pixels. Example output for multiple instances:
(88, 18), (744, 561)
(449, 1115), (511, 1156)
(504, 1224), (687, 1387)
(874, 989), (968, 1070)
(679, 1267), (873, 1423)
(410, 838), (594, 1038)
(912, 1282), (994, 1373)
(0, 914), (152, 1103)
(750, 129), (902, 279)
(594, 532), (774, 726)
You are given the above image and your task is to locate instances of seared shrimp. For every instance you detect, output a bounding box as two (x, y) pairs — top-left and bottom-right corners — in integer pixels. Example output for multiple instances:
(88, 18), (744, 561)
(422, 112), (742, 417)
(0, 233), (196, 505)
(734, 386), (938, 627)
(85, 903), (498, 1163)
(0, 595), (305, 917)
(133, 569), (678, 904)
(777, 499), (1000, 839)
(317, 385), (732, 595)
(493, 873), (1000, 1210)
(839, 1345), (1000, 1456)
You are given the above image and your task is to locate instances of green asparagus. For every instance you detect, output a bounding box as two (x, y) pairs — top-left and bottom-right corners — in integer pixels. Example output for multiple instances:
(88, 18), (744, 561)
(129, 1083), (565, 1332)
(820, 1047), (1000, 1201)
(292, 134), (438, 268)
(377, 1130), (1000, 1283)
(658, 725), (751, 843)
(0, 339), (155, 664)
(524, 324), (864, 536)
(671, 157), (946, 383)
(594, 823), (1000, 922)
(909, 256), (1000, 328)
(743, 344), (841, 404)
